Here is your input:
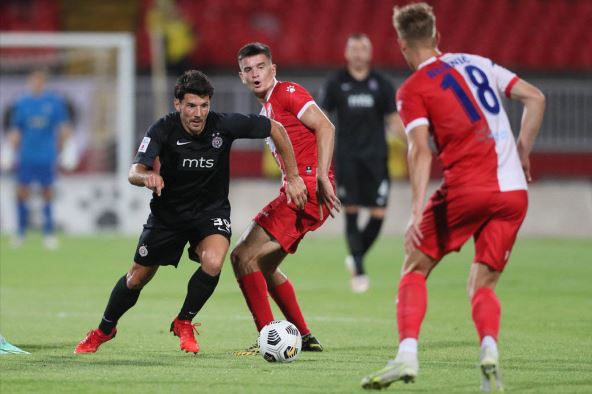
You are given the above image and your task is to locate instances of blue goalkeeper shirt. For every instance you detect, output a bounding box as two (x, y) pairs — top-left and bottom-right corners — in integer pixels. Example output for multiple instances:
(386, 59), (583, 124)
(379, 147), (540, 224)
(10, 91), (69, 165)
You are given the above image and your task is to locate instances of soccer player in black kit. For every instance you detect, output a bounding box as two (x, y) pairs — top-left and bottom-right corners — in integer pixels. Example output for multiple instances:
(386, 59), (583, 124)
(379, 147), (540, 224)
(74, 70), (307, 354)
(321, 34), (403, 293)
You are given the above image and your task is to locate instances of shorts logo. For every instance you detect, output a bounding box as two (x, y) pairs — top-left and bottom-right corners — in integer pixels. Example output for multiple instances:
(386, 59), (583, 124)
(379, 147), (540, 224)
(212, 133), (223, 149)
(305, 166), (313, 175)
(138, 245), (148, 257)
(212, 218), (231, 234)
(138, 137), (151, 153)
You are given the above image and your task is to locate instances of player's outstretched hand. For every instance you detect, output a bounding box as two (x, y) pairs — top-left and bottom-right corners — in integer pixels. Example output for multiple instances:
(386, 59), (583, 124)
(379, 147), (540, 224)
(145, 172), (165, 196)
(285, 174), (308, 210)
(316, 175), (341, 221)
(404, 212), (424, 255)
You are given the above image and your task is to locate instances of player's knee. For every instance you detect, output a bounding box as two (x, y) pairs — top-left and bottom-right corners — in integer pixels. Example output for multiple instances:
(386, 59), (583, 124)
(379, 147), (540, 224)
(230, 246), (257, 276)
(126, 275), (148, 290)
(200, 252), (225, 275)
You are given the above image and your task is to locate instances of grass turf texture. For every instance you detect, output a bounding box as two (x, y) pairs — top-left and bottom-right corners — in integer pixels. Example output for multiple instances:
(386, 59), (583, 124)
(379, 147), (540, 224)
(1, 234), (591, 393)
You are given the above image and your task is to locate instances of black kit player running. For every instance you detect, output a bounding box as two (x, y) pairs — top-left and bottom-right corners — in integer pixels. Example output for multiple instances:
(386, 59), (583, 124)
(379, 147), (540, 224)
(321, 34), (398, 292)
(74, 70), (306, 355)
(132, 111), (268, 266)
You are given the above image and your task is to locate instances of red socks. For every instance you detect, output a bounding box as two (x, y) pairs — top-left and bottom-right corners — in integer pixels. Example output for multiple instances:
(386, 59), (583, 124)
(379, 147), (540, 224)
(471, 287), (501, 341)
(269, 280), (310, 336)
(397, 272), (427, 341)
(237, 272), (274, 331)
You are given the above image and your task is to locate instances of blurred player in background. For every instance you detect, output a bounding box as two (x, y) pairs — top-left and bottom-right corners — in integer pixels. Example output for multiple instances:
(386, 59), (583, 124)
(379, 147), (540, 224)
(361, 3), (545, 391)
(1, 69), (77, 250)
(232, 42), (340, 355)
(321, 33), (403, 293)
(74, 70), (306, 355)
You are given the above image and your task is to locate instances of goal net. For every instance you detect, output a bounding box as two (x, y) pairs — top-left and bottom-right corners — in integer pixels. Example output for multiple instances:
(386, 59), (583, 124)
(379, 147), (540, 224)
(0, 32), (141, 235)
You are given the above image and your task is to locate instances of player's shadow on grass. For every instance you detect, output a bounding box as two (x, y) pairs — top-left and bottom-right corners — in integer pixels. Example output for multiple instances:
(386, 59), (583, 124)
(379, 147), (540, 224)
(16, 342), (73, 351)
(421, 339), (474, 350)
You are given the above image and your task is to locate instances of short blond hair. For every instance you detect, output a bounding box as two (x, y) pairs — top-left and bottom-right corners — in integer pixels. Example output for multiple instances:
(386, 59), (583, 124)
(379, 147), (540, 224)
(393, 2), (436, 43)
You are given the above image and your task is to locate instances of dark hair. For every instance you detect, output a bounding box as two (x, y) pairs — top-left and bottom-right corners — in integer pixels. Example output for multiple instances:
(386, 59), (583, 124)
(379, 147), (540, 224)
(174, 70), (214, 100)
(237, 42), (272, 62)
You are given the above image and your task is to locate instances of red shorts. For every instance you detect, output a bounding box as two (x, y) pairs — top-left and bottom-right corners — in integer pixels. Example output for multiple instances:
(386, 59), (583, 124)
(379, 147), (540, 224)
(417, 188), (528, 271)
(255, 175), (333, 254)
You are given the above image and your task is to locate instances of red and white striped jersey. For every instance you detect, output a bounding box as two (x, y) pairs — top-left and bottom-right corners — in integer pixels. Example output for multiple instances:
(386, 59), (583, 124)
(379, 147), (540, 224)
(397, 53), (526, 192)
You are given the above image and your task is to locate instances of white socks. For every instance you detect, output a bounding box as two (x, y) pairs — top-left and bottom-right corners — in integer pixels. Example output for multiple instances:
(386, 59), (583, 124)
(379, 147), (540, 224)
(397, 338), (418, 355)
(481, 335), (499, 357)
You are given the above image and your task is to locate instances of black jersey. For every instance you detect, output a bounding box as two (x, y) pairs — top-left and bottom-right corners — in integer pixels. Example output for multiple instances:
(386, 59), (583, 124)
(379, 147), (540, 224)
(133, 111), (271, 226)
(321, 69), (396, 160)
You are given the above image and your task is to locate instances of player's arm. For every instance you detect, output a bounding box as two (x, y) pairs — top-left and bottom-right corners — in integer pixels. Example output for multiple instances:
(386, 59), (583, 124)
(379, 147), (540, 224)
(299, 104), (341, 219)
(405, 124), (432, 254)
(509, 79), (545, 182)
(129, 163), (164, 196)
(130, 120), (165, 195)
(269, 120), (307, 209)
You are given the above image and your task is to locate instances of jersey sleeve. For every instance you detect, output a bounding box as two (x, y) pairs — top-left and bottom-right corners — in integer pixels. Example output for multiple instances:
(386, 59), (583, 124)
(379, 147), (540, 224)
(222, 113), (271, 139)
(381, 77), (397, 115)
(133, 118), (165, 169)
(396, 81), (429, 134)
(319, 78), (337, 112)
(281, 82), (316, 119)
(491, 61), (519, 98)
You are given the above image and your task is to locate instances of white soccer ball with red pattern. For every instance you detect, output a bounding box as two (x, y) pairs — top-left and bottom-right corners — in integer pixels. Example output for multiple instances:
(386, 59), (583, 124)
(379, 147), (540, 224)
(258, 320), (302, 363)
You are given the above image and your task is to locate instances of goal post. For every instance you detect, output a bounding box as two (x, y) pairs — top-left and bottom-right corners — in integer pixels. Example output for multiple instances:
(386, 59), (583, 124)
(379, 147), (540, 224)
(0, 32), (137, 234)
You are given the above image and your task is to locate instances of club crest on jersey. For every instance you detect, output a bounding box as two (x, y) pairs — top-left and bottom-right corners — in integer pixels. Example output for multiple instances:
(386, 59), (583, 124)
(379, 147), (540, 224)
(368, 79), (379, 91)
(211, 132), (223, 149)
(286, 85), (296, 94)
(138, 245), (148, 257)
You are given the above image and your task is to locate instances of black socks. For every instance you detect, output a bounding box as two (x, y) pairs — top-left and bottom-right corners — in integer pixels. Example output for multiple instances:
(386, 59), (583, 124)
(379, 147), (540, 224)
(346, 213), (385, 275)
(99, 275), (141, 335)
(177, 268), (220, 321)
(362, 216), (384, 255)
(345, 212), (365, 275)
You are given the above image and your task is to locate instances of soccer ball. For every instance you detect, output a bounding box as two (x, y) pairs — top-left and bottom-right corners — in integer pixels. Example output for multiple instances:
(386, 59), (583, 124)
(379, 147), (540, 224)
(258, 320), (302, 363)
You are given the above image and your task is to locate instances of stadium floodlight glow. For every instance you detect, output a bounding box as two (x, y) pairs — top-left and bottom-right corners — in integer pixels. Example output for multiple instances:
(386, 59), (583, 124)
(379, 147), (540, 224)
(0, 31), (136, 233)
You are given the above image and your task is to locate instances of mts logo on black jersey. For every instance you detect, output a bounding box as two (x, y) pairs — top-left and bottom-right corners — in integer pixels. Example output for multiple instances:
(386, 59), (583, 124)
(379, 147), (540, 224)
(348, 94), (375, 108)
(179, 157), (215, 169)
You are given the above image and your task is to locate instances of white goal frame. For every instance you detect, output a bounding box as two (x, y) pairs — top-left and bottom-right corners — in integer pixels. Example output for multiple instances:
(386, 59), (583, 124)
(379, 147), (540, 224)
(0, 32), (136, 233)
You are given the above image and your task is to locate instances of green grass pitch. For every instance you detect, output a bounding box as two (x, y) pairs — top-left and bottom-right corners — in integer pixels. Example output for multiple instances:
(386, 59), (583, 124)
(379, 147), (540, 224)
(1, 234), (591, 393)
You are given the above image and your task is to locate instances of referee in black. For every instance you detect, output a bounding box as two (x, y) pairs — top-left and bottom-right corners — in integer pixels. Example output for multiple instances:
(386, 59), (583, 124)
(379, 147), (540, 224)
(321, 33), (403, 293)
(75, 70), (307, 354)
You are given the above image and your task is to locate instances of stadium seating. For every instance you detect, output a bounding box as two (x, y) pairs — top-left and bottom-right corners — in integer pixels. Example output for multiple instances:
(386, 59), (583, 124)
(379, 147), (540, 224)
(2, 0), (590, 70)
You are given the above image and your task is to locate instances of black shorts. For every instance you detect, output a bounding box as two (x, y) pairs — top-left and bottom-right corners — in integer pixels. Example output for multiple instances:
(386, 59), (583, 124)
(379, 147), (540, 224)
(133, 212), (232, 267)
(336, 156), (390, 207)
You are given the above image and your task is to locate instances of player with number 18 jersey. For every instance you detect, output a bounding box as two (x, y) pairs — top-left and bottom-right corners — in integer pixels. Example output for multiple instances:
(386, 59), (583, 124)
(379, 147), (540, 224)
(397, 53), (527, 269)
